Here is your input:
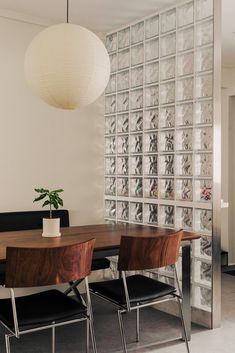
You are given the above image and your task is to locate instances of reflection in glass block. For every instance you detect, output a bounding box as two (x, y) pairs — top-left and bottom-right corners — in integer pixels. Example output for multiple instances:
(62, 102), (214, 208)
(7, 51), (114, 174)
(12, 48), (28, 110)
(194, 235), (212, 260)
(105, 200), (116, 218)
(145, 15), (159, 39)
(105, 136), (116, 154)
(176, 103), (193, 126)
(130, 134), (142, 154)
(160, 57), (175, 81)
(117, 92), (129, 112)
(130, 156), (142, 175)
(159, 178), (174, 199)
(106, 33), (117, 53)
(176, 207), (193, 230)
(130, 178), (143, 197)
(131, 44), (144, 66)
(196, 0), (213, 20)
(117, 135), (128, 154)
(196, 74), (213, 98)
(177, 52), (194, 76)
(117, 114), (129, 133)
(144, 109), (158, 130)
(195, 153), (212, 176)
(195, 209), (212, 234)
(159, 106), (175, 128)
(131, 66), (143, 88)
(144, 178), (158, 198)
(130, 89), (143, 110)
(145, 85), (159, 107)
(118, 49), (130, 70)
(175, 154), (193, 176)
(144, 155), (158, 175)
(160, 33), (176, 57)
(130, 111), (143, 131)
(196, 20), (213, 47)
(160, 9), (176, 33)
(159, 205), (174, 227)
(105, 94), (116, 114)
(130, 202), (143, 223)
(194, 127), (213, 150)
(117, 201), (129, 220)
(118, 27), (130, 49)
(194, 100), (213, 125)
(196, 47), (213, 73)
(145, 62), (159, 85)
(105, 115), (116, 135)
(159, 131), (174, 152)
(106, 74), (116, 94)
(178, 2), (194, 28)
(176, 179), (193, 201)
(117, 70), (129, 91)
(144, 204), (158, 224)
(177, 78), (194, 101)
(178, 27), (194, 52)
(194, 260), (212, 285)
(159, 155), (174, 175)
(131, 21), (144, 44)
(195, 179), (212, 202)
(110, 53), (117, 72)
(160, 82), (175, 105)
(105, 157), (116, 175)
(145, 38), (159, 61)
(175, 129), (193, 151)
(117, 177), (129, 197)
(117, 157), (128, 175)
(193, 286), (211, 311)
(144, 133), (158, 152)
(105, 177), (116, 196)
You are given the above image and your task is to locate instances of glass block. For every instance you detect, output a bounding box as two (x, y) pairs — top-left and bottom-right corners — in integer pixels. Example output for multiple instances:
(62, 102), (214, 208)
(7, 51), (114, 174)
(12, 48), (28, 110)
(117, 113), (129, 133)
(160, 33), (176, 57)
(106, 33), (117, 53)
(194, 100), (213, 125)
(160, 57), (175, 81)
(145, 38), (159, 61)
(159, 131), (174, 152)
(159, 178), (174, 199)
(106, 74), (116, 94)
(105, 200), (116, 218)
(130, 89), (143, 110)
(130, 202), (143, 223)
(117, 135), (129, 154)
(105, 94), (116, 114)
(144, 109), (158, 130)
(117, 177), (129, 197)
(130, 111), (143, 132)
(195, 208), (212, 234)
(176, 179), (193, 201)
(130, 134), (142, 154)
(160, 9), (176, 33)
(117, 92), (129, 112)
(193, 285), (211, 311)
(175, 129), (193, 151)
(105, 136), (116, 154)
(130, 155), (142, 175)
(144, 178), (158, 198)
(144, 155), (158, 175)
(105, 177), (116, 196)
(176, 207), (193, 230)
(105, 157), (116, 175)
(145, 62), (159, 85)
(117, 201), (129, 220)
(130, 178), (143, 197)
(110, 53), (117, 72)
(159, 205), (174, 227)
(177, 1), (194, 28)
(194, 153), (212, 177)
(105, 115), (116, 134)
(160, 82), (175, 105)
(118, 27), (130, 49)
(194, 260), (212, 286)
(194, 127), (213, 150)
(145, 15), (159, 39)
(177, 52), (194, 76)
(196, 20), (213, 47)
(196, 0), (213, 20)
(144, 132), (158, 153)
(145, 85), (159, 107)
(159, 106), (175, 128)
(117, 156), (128, 175)
(117, 70), (129, 91)
(118, 49), (130, 70)
(196, 74), (213, 99)
(178, 27), (194, 52)
(131, 66), (143, 88)
(157, 274), (175, 286)
(144, 203), (158, 225)
(195, 179), (212, 202)
(176, 103), (193, 126)
(175, 154), (193, 176)
(196, 47), (213, 73)
(159, 155), (174, 176)
(177, 78), (194, 102)
(131, 21), (144, 44)
(131, 44), (144, 66)
(194, 235), (212, 260)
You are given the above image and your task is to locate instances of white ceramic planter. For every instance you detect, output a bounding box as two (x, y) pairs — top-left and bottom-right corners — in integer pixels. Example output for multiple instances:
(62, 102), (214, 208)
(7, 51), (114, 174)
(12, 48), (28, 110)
(42, 218), (61, 237)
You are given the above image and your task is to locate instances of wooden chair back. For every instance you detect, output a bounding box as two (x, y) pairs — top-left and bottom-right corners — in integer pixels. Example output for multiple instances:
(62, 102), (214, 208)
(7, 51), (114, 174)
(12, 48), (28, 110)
(5, 238), (95, 288)
(118, 230), (183, 271)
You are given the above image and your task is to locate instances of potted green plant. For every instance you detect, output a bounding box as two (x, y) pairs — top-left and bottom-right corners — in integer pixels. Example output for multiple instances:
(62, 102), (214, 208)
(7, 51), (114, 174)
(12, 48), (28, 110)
(33, 188), (64, 237)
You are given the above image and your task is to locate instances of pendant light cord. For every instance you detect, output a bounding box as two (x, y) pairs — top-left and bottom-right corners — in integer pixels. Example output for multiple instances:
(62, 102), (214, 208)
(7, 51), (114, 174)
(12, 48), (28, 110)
(66, 0), (69, 23)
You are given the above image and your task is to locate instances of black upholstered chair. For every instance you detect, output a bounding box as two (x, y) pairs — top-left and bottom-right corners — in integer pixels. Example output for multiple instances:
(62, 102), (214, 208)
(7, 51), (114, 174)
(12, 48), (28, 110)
(90, 231), (190, 353)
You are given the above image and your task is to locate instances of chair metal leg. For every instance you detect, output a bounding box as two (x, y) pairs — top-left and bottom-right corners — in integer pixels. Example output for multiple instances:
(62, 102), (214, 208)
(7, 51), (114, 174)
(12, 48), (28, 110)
(136, 305), (140, 342)
(89, 317), (97, 353)
(86, 318), (90, 353)
(52, 322), (55, 353)
(5, 334), (11, 353)
(117, 310), (127, 353)
(176, 297), (190, 353)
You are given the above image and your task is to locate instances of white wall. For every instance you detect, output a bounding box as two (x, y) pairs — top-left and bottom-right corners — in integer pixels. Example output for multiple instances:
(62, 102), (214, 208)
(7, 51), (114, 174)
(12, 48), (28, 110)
(0, 16), (104, 226)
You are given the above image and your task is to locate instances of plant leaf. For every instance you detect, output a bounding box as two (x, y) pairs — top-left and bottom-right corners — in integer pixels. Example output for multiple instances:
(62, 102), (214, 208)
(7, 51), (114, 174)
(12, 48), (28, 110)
(33, 193), (47, 202)
(34, 188), (49, 194)
(42, 200), (50, 208)
(52, 189), (64, 193)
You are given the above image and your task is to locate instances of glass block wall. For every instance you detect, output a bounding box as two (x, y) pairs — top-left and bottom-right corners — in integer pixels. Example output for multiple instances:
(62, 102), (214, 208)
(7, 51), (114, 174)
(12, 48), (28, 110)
(104, 0), (214, 313)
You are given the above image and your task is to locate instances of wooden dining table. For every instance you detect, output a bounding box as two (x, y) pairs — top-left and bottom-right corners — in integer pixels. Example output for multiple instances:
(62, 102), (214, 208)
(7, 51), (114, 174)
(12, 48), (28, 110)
(0, 223), (200, 340)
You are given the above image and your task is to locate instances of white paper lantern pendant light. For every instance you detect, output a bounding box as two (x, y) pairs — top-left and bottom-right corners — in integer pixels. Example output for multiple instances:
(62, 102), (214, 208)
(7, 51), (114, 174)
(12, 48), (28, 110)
(24, 0), (110, 110)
